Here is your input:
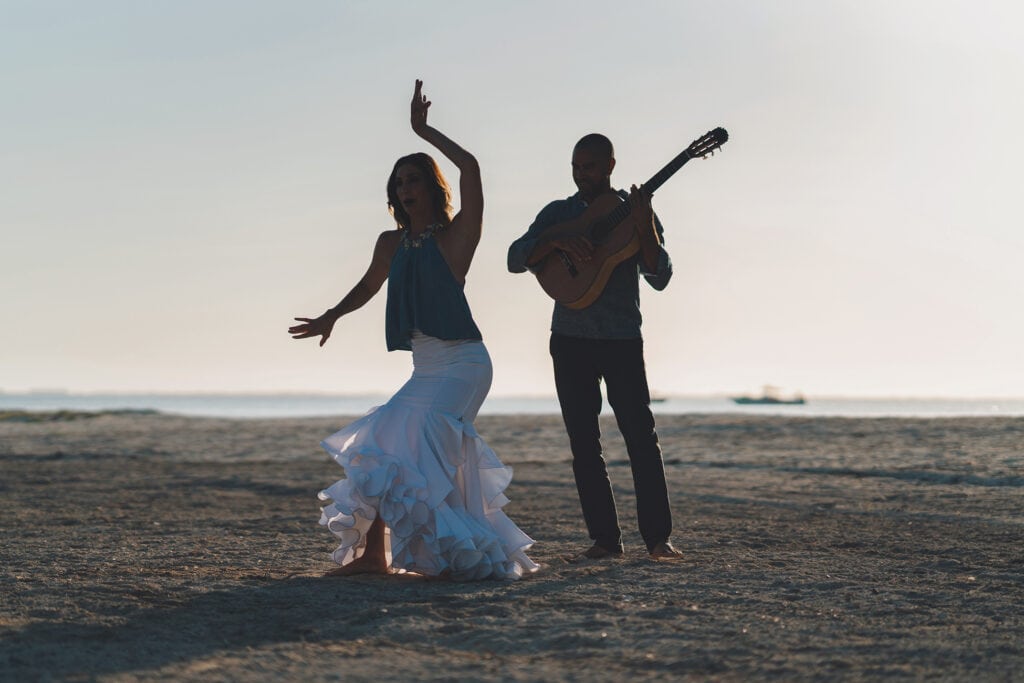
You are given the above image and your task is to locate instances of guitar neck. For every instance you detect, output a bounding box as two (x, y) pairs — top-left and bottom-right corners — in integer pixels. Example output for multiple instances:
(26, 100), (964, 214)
(644, 147), (695, 195)
(592, 148), (694, 241)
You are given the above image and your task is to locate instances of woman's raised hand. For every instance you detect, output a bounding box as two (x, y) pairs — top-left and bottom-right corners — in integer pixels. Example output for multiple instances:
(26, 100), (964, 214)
(411, 79), (431, 135)
(289, 313), (336, 347)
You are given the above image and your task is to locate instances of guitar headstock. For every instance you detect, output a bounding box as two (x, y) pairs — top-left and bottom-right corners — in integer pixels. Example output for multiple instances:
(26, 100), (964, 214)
(687, 127), (728, 159)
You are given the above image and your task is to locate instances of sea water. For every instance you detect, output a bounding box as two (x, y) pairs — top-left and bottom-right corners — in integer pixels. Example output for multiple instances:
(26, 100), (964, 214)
(2, 392), (1023, 419)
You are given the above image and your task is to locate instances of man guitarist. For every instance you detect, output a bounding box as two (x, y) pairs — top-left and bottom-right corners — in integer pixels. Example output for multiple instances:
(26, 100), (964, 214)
(507, 133), (682, 561)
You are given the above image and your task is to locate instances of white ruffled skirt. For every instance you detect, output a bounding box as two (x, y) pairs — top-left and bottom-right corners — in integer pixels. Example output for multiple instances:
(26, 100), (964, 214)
(318, 332), (539, 580)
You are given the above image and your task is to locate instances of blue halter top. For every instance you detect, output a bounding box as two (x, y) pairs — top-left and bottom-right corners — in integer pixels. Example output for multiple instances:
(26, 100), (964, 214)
(385, 224), (483, 351)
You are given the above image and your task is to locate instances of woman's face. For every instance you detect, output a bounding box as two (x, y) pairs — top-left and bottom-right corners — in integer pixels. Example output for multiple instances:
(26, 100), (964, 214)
(393, 163), (432, 220)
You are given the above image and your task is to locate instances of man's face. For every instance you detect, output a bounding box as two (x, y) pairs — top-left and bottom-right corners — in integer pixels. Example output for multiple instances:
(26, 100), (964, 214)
(571, 147), (613, 199)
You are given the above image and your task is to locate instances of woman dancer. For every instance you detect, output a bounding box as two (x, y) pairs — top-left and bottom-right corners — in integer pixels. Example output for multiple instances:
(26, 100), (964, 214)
(289, 81), (537, 580)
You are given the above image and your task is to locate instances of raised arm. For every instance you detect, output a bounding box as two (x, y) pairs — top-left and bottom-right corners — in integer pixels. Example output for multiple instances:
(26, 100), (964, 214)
(410, 80), (483, 232)
(288, 231), (397, 346)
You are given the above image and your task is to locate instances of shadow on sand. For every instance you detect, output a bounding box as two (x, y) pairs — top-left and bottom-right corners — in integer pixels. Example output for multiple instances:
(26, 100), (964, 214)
(1, 562), (635, 680)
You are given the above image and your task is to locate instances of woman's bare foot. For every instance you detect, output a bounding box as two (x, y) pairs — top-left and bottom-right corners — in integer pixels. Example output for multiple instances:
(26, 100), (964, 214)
(324, 516), (390, 577)
(397, 567), (453, 582)
(324, 553), (390, 577)
(420, 568), (452, 582)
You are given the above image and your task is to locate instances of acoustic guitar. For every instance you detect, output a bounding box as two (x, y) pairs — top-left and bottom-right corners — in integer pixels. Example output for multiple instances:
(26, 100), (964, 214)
(533, 127), (728, 310)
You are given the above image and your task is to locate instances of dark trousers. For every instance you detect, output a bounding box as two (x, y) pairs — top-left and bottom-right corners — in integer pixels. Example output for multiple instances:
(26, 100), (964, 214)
(549, 333), (672, 552)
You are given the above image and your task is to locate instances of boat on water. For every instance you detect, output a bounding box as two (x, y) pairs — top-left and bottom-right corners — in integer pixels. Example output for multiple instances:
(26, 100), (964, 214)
(730, 385), (806, 405)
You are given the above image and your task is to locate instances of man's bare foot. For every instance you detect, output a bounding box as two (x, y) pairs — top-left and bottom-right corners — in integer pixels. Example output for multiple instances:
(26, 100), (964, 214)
(324, 554), (389, 577)
(565, 543), (624, 564)
(648, 541), (684, 561)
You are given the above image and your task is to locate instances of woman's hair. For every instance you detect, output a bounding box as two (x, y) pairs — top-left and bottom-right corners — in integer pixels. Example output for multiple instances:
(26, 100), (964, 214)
(386, 152), (453, 230)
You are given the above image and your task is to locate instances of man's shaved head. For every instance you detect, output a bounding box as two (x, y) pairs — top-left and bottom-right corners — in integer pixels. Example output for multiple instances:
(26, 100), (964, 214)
(573, 133), (614, 162)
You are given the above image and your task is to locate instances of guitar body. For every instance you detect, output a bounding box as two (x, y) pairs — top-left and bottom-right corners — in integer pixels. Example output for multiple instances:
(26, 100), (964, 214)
(534, 192), (641, 310)
(528, 127), (728, 310)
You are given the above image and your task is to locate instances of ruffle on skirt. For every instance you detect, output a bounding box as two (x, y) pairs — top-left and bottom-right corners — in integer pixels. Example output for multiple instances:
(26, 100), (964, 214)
(317, 342), (538, 580)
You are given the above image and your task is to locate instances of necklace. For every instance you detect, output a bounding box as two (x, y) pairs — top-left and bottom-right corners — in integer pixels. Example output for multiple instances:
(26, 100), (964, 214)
(400, 222), (444, 249)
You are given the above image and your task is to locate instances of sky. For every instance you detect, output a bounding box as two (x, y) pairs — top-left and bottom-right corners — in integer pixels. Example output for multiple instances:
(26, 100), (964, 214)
(2, 1), (1022, 398)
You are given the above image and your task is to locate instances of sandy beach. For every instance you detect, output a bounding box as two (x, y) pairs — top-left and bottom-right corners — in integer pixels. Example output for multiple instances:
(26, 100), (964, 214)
(1, 411), (1022, 681)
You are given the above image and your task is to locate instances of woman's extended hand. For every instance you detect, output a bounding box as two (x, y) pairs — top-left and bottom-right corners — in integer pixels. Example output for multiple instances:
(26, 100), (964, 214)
(288, 313), (337, 347)
(411, 79), (431, 136)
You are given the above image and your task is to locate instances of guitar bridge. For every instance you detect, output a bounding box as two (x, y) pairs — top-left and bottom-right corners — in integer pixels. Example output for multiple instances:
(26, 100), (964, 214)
(556, 249), (578, 277)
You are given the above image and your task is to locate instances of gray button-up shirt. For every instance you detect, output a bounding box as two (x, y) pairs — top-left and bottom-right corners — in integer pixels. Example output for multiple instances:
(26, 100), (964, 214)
(507, 190), (672, 339)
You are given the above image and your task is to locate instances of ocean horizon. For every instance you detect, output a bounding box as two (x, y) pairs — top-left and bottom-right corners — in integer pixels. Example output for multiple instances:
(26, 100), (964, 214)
(2, 391), (1024, 419)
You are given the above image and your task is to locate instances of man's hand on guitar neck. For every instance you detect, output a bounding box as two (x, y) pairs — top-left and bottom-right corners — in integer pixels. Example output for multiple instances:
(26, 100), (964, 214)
(630, 184), (661, 273)
(629, 184), (654, 232)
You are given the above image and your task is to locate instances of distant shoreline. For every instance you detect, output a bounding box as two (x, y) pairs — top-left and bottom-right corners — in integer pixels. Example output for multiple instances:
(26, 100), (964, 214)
(2, 392), (1024, 418)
